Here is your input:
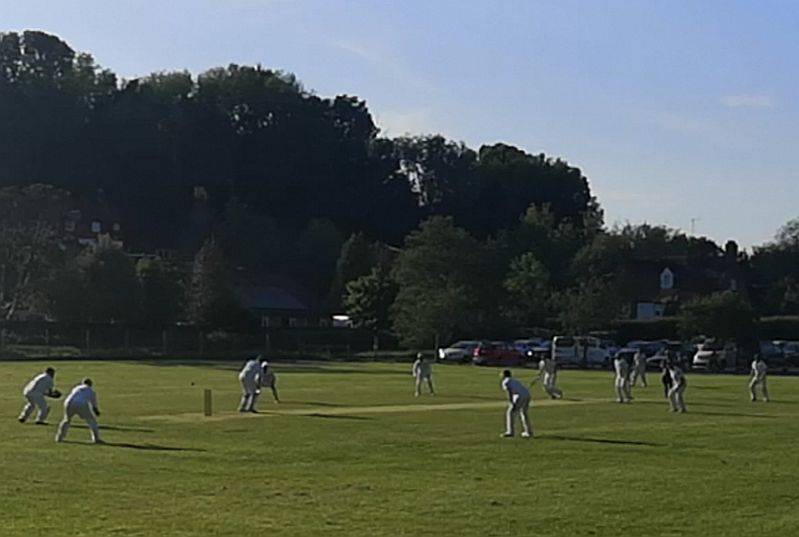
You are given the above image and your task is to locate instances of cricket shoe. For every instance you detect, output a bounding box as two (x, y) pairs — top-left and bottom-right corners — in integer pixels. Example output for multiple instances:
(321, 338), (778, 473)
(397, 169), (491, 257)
(500, 433), (514, 438)
(521, 432), (532, 438)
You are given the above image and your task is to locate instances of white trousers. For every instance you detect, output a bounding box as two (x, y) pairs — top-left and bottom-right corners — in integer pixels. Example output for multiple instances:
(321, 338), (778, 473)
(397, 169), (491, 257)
(505, 395), (532, 436)
(239, 377), (260, 411)
(630, 365), (647, 387)
(19, 393), (49, 423)
(615, 376), (632, 402)
(414, 374), (434, 396)
(749, 377), (769, 402)
(668, 383), (686, 412)
(543, 372), (563, 399)
(56, 402), (100, 443)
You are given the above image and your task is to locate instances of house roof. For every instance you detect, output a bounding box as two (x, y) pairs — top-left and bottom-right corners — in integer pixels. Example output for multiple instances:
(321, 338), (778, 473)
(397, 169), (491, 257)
(235, 285), (309, 312)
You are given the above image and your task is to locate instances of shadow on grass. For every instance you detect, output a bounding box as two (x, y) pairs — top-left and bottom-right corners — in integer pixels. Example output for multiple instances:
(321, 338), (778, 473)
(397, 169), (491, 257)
(102, 441), (205, 452)
(72, 424), (154, 433)
(685, 411), (777, 419)
(545, 435), (663, 447)
(304, 413), (373, 421)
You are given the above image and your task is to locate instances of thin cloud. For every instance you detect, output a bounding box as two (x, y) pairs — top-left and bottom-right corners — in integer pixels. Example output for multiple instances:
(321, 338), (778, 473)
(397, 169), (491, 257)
(333, 40), (438, 93)
(721, 94), (774, 109)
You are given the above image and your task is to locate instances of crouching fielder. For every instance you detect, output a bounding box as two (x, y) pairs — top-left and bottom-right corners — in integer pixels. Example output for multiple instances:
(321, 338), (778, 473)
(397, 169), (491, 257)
(261, 362), (280, 403)
(613, 354), (632, 403)
(667, 364), (687, 413)
(501, 370), (532, 438)
(538, 356), (563, 399)
(19, 367), (60, 424)
(56, 378), (102, 444)
(412, 353), (435, 397)
(239, 355), (266, 412)
(749, 354), (769, 402)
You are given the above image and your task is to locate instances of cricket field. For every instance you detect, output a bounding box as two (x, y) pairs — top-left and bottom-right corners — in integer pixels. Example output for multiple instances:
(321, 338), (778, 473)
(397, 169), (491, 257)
(1, 360), (797, 536)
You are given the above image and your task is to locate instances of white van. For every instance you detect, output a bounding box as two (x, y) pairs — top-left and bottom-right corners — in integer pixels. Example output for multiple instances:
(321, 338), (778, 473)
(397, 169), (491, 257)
(552, 336), (611, 368)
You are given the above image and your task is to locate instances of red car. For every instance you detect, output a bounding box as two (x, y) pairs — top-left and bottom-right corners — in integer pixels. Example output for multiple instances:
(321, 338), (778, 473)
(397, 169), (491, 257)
(472, 341), (524, 366)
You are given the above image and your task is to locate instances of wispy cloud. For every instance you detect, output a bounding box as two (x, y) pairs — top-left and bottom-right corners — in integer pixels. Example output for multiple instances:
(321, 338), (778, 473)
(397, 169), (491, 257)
(721, 94), (774, 109)
(332, 40), (437, 94)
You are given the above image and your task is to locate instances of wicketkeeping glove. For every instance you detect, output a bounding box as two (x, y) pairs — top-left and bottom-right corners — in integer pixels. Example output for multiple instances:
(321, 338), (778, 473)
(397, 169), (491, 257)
(47, 389), (62, 399)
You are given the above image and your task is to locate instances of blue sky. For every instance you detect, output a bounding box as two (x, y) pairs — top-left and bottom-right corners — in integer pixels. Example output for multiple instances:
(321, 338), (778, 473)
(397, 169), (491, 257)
(4, 0), (798, 247)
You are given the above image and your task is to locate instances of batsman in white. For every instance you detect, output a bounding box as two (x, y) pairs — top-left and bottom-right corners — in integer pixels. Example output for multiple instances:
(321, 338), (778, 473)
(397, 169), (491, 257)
(749, 354), (769, 402)
(613, 353), (632, 403)
(411, 352), (435, 397)
(537, 356), (563, 399)
(239, 355), (267, 412)
(18, 367), (61, 425)
(630, 349), (648, 387)
(56, 378), (102, 444)
(500, 369), (532, 438)
(667, 362), (687, 413)
(260, 361), (280, 403)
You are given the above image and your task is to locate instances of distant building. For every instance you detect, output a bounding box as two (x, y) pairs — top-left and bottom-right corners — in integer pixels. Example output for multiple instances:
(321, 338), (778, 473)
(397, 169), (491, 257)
(233, 273), (330, 328)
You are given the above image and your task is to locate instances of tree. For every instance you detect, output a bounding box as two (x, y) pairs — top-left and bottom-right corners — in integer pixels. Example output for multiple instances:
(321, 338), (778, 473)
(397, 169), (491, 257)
(343, 266), (396, 330)
(558, 278), (623, 334)
(0, 185), (69, 320)
(137, 257), (184, 325)
(391, 217), (495, 347)
(503, 253), (551, 328)
(327, 233), (377, 309)
(679, 292), (757, 344)
(186, 238), (239, 326)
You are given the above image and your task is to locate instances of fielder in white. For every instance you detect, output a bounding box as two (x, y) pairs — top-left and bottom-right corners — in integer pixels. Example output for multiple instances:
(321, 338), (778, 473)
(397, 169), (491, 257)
(630, 349), (648, 387)
(18, 367), (60, 424)
(749, 354), (769, 402)
(538, 356), (563, 399)
(239, 355), (266, 412)
(56, 378), (102, 444)
(667, 363), (687, 413)
(613, 354), (632, 403)
(501, 370), (532, 438)
(261, 362), (280, 403)
(412, 353), (435, 397)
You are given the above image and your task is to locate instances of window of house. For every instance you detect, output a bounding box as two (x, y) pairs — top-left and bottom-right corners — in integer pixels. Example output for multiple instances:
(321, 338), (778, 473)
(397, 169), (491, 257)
(91, 221), (102, 233)
(660, 268), (674, 290)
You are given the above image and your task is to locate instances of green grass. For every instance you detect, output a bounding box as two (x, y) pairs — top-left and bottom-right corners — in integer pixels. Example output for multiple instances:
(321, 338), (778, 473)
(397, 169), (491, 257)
(1, 360), (797, 536)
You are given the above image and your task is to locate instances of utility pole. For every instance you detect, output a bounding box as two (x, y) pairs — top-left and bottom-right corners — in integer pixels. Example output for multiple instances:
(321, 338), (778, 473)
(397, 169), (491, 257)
(690, 217), (702, 235)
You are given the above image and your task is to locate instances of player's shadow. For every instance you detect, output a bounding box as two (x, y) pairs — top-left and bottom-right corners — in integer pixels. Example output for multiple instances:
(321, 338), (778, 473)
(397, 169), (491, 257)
(102, 441), (206, 452)
(304, 413), (373, 421)
(685, 411), (776, 419)
(545, 435), (663, 447)
(74, 424), (155, 433)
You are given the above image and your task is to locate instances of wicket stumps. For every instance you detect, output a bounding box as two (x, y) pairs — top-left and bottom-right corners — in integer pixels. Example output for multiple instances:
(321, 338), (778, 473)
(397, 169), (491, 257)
(203, 388), (213, 417)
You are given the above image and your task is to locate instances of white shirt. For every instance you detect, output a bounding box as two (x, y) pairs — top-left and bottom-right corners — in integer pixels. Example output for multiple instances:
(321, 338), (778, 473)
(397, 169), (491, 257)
(502, 377), (530, 399)
(65, 384), (98, 408)
(239, 359), (262, 383)
(751, 360), (767, 380)
(412, 359), (432, 378)
(614, 358), (629, 378)
(539, 358), (556, 375)
(669, 367), (685, 386)
(23, 373), (54, 396)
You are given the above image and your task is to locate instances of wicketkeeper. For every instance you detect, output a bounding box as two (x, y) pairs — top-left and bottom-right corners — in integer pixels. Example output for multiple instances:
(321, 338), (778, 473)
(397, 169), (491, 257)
(19, 367), (61, 425)
(56, 378), (102, 444)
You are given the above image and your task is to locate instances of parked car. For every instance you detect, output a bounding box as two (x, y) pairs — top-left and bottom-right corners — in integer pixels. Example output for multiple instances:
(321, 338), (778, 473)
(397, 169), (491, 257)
(437, 340), (480, 363)
(773, 340), (799, 366)
(692, 340), (736, 371)
(473, 341), (524, 366)
(759, 340), (787, 371)
(513, 339), (543, 355)
(552, 336), (611, 368)
(525, 339), (552, 362)
(625, 340), (666, 358)
(649, 341), (692, 369)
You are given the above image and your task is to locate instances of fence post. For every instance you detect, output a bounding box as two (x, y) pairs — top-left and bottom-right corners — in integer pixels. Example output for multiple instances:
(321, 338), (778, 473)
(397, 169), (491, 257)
(44, 326), (50, 346)
(162, 329), (168, 355)
(85, 327), (91, 355)
(198, 330), (204, 355)
(264, 332), (270, 354)
(124, 327), (130, 352)
(0, 327), (5, 351)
